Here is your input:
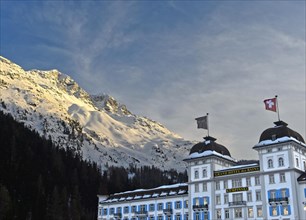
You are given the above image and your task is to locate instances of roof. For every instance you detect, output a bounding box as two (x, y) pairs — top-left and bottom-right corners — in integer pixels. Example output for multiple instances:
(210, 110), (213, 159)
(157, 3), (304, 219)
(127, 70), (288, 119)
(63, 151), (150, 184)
(297, 172), (306, 182)
(189, 136), (231, 157)
(100, 183), (188, 203)
(258, 121), (305, 144)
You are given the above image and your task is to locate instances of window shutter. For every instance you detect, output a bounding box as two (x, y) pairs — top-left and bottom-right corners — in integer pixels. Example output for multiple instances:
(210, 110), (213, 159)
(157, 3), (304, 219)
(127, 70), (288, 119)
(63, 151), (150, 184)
(269, 207), (273, 216)
(286, 188), (290, 197)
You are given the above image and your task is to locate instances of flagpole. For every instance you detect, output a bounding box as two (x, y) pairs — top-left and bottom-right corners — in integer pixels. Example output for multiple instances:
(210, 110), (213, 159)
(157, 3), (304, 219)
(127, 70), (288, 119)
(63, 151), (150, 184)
(275, 95), (280, 121)
(207, 113), (209, 137)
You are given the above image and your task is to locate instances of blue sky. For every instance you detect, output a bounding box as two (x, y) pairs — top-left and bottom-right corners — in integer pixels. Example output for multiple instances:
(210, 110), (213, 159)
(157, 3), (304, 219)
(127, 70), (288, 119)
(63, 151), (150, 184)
(1, 1), (305, 160)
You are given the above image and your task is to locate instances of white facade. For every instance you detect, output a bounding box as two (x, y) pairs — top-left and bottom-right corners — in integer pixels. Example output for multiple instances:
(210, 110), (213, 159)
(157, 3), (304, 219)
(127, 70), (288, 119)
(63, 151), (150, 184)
(98, 121), (306, 220)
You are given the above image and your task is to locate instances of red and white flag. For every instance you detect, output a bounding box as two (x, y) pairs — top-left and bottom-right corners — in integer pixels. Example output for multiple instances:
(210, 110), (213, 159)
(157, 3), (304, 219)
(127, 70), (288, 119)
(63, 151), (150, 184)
(264, 97), (277, 112)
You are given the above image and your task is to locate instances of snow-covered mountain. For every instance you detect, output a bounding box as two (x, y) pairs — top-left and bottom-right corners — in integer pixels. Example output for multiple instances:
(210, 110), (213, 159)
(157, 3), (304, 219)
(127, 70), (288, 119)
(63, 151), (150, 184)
(0, 56), (192, 171)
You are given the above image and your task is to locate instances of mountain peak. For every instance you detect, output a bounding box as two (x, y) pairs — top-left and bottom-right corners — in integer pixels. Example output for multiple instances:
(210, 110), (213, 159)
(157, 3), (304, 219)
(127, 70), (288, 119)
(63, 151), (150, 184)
(0, 56), (192, 171)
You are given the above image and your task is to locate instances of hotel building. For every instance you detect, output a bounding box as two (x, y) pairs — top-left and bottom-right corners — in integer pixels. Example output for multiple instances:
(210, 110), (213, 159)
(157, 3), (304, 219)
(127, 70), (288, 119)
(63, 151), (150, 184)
(98, 120), (306, 220)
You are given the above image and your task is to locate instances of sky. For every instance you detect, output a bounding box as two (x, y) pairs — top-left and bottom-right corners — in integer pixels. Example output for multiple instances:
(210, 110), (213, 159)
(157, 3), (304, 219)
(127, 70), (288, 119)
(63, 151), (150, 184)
(1, 1), (305, 160)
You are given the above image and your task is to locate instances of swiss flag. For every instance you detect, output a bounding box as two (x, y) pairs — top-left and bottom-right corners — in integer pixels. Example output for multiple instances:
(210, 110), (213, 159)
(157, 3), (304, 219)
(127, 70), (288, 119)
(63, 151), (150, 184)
(264, 97), (277, 112)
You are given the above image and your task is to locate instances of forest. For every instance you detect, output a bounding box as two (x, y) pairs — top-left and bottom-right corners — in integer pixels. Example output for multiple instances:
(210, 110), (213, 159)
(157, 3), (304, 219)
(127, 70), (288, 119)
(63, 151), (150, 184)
(0, 111), (187, 220)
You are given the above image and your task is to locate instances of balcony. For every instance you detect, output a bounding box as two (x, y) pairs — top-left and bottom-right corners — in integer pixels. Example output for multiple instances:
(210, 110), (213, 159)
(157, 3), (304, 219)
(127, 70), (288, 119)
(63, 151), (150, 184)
(192, 204), (208, 211)
(228, 201), (247, 206)
(163, 208), (173, 215)
(269, 197), (289, 205)
(133, 210), (148, 217)
(113, 213), (122, 219)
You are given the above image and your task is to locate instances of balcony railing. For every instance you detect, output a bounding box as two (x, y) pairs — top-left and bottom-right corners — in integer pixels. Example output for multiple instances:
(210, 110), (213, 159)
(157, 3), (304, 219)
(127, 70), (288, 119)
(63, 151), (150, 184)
(269, 197), (289, 205)
(133, 210), (148, 217)
(113, 213), (122, 219)
(163, 208), (173, 214)
(229, 201), (247, 206)
(192, 204), (208, 211)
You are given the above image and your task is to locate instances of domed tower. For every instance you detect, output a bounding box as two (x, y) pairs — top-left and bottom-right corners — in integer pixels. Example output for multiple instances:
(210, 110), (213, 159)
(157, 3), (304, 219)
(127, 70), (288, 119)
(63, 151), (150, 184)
(184, 135), (237, 220)
(253, 120), (306, 220)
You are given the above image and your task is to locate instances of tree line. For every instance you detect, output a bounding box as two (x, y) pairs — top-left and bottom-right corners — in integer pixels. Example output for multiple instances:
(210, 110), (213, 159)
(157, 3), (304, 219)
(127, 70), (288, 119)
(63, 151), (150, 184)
(0, 111), (187, 220)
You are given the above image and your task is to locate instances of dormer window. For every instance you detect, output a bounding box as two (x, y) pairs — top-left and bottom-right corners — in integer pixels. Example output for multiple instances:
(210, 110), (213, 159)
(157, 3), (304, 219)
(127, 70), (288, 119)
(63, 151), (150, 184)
(271, 134), (277, 141)
(268, 159), (273, 168)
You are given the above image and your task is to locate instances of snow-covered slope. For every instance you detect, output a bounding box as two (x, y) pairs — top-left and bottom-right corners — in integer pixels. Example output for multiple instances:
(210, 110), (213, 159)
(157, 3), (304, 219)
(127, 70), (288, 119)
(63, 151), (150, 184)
(0, 56), (192, 171)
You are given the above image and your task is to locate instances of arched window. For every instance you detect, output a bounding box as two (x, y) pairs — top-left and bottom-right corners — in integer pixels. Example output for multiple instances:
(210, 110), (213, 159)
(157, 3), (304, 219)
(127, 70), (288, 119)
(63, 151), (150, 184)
(202, 169), (207, 178)
(278, 157), (284, 167)
(194, 170), (199, 179)
(268, 159), (273, 168)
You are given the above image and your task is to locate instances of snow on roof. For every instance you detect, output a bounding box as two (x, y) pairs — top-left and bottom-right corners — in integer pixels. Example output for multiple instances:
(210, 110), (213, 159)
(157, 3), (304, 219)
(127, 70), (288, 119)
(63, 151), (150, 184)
(185, 150), (236, 162)
(254, 136), (306, 148)
(218, 163), (259, 171)
(101, 183), (188, 203)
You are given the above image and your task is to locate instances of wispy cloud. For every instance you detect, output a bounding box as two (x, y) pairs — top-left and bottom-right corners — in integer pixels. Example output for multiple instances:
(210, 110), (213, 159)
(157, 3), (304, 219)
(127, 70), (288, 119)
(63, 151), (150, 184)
(1, 1), (305, 160)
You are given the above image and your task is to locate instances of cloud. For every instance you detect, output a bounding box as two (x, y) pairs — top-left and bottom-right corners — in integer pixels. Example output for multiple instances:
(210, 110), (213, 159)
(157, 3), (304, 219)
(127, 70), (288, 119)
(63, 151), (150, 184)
(1, 1), (305, 160)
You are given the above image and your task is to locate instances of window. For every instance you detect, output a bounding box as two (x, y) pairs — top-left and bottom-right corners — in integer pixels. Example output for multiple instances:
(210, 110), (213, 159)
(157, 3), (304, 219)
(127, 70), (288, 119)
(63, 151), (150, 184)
(225, 209), (230, 219)
(158, 216), (163, 220)
(216, 209), (221, 219)
(202, 182), (207, 192)
(194, 198), (200, 205)
(175, 201), (181, 209)
(224, 194), (228, 204)
(195, 212), (200, 220)
(246, 177), (251, 186)
(195, 183), (199, 192)
(195, 170), (199, 179)
(272, 207), (278, 216)
(280, 173), (286, 182)
(281, 189), (287, 198)
(303, 160), (306, 170)
(296, 158), (299, 167)
(175, 214), (181, 220)
(150, 217), (154, 220)
(269, 174), (275, 184)
(257, 206), (263, 217)
(278, 157), (284, 167)
(268, 159), (274, 168)
(233, 193), (243, 202)
(267, 149), (272, 153)
(184, 214), (188, 220)
(103, 208), (108, 215)
(234, 208), (242, 218)
(216, 181), (220, 190)
(184, 200), (188, 208)
(203, 197), (209, 205)
(166, 202), (172, 209)
(157, 203), (163, 211)
(110, 208), (114, 214)
(255, 176), (260, 185)
(270, 190), (276, 199)
(149, 204), (154, 212)
(216, 195), (221, 205)
(248, 207), (254, 218)
(98, 208), (102, 216)
(247, 192), (252, 202)
(140, 205), (146, 212)
(283, 206), (289, 215)
(224, 180), (228, 189)
(124, 206), (129, 213)
(117, 207), (122, 213)
(202, 169), (207, 177)
(232, 178), (242, 187)
(256, 191), (261, 201)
